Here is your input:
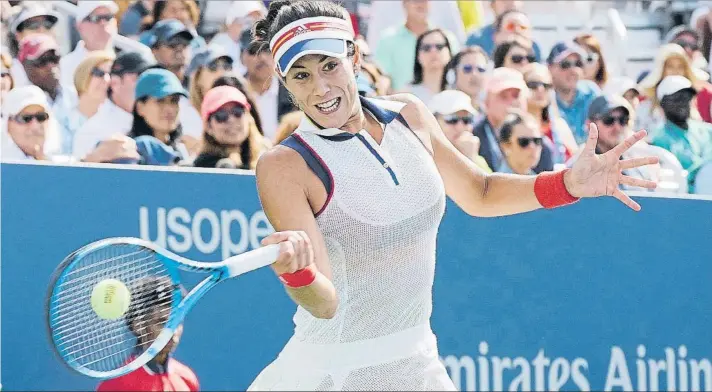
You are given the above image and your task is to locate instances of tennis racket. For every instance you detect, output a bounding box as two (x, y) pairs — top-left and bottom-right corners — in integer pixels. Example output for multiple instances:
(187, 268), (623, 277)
(46, 237), (280, 380)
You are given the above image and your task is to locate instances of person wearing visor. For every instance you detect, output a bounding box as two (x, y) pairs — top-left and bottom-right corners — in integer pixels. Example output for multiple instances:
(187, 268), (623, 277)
(7, 2), (59, 87)
(246, 1), (658, 390)
(193, 85), (270, 169)
(127, 68), (191, 166)
(651, 75), (712, 192)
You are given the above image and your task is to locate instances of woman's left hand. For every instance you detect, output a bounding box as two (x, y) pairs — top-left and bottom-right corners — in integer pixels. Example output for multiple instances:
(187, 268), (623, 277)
(564, 122), (659, 211)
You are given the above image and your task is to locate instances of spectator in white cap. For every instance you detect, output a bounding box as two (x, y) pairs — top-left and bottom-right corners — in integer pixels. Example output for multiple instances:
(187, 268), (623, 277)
(1, 85), (56, 161)
(6, 2), (59, 87)
(651, 75), (712, 192)
(210, 0), (266, 73)
(604, 76), (641, 111)
(59, 1), (119, 90)
(429, 90), (491, 172)
(472, 66), (528, 171)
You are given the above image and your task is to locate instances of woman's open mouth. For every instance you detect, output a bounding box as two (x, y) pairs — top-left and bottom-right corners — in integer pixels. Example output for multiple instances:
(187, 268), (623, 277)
(315, 97), (341, 114)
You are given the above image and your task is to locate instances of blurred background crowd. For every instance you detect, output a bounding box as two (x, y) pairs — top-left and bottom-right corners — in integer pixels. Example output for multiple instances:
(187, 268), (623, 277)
(1, 0), (712, 195)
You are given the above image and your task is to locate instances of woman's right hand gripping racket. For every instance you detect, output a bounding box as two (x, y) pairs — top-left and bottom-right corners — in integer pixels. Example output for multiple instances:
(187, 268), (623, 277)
(45, 237), (283, 380)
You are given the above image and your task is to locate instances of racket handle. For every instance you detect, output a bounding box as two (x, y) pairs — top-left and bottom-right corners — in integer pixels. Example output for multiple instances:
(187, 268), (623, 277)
(280, 265), (317, 288)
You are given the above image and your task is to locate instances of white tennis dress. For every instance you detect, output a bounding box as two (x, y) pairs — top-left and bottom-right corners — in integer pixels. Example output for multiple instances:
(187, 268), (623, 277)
(249, 97), (455, 391)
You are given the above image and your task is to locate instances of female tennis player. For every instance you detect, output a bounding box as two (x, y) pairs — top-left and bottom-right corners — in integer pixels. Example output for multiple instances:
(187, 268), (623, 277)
(250, 1), (658, 390)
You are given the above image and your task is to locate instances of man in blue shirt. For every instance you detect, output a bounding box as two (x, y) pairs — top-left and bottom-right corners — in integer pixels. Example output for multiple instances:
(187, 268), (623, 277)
(548, 41), (601, 145)
(465, 0), (540, 61)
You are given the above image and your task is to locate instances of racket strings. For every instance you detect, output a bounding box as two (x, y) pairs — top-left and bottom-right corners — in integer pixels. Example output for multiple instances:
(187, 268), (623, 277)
(48, 244), (177, 373)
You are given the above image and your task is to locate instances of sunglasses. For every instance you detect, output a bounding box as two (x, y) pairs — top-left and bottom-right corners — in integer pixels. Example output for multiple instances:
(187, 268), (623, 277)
(18, 19), (55, 32)
(516, 137), (543, 148)
(211, 106), (245, 123)
(584, 52), (600, 64)
(559, 59), (584, 70)
(502, 21), (530, 33)
(510, 54), (536, 64)
(206, 60), (233, 72)
(10, 112), (49, 124)
(526, 80), (552, 90)
(1, 71), (10, 78)
(600, 114), (629, 126)
(420, 43), (447, 52)
(674, 40), (699, 51)
(165, 37), (191, 50)
(461, 64), (487, 74)
(443, 114), (474, 125)
(84, 13), (115, 24)
(90, 67), (109, 78)
(28, 53), (60, 68)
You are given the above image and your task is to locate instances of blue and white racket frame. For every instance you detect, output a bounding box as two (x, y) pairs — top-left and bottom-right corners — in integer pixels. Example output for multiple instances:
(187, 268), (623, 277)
(45, 237), (279, 380)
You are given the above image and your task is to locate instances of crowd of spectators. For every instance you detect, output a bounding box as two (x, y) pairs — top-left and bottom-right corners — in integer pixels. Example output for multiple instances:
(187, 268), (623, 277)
(1, 0), (712, 195)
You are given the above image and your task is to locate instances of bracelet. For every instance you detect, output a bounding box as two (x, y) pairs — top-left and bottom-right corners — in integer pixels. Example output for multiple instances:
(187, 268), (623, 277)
(279, 265), (317, 288)
(534, 169), (580, 209)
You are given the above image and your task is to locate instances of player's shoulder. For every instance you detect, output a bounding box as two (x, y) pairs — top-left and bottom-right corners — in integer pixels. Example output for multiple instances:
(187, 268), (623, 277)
(255, 139), (313, 187)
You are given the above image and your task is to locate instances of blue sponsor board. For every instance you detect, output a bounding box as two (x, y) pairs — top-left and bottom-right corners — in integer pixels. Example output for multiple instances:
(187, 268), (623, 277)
(2, 162), (711, 391)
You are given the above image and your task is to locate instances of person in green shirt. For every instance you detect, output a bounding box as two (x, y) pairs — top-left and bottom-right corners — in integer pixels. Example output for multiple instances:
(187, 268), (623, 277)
(374, 0), (459, 92)
(651, 75), (712, 192)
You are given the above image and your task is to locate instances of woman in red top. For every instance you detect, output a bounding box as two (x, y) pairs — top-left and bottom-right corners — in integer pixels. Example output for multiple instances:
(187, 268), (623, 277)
(523, 63), (578, 164)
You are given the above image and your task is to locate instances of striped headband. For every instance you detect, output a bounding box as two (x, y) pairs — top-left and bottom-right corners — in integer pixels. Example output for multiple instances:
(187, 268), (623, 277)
(269, 16), (355, 76)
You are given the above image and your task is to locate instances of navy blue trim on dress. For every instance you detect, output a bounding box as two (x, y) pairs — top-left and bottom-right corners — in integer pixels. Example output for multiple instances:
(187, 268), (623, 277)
(280, 135), (334, 204)
(360, 96), (399, 124)
(354, 133), (399, 185)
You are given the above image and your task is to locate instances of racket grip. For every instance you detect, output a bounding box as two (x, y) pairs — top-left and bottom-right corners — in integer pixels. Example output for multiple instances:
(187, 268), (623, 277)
(279, 265), (317, 288)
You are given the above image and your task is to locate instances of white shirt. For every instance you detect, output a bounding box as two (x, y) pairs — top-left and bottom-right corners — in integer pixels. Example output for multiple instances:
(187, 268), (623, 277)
(72, 98), (133, 159)
(209, 32), (246, 75)
(10, 58), (30, 87)
(1, 131), (33, 161)
(59, 41), (90, 89)
(254, 77), (279, 140)
(179, 97), (203, 139)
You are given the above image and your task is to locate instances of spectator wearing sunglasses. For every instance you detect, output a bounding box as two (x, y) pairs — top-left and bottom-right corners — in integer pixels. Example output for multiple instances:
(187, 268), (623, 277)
(6, 3), (58, 88)
(56, 51), (115, 155)
(403, 29), (453, 103)
(429, 90), (491, 172)
(443, 46), (489, 114)
(1, 85), (55, 161)
(194, 86), (270, 169)
(493, 35), (536, 74)
(466, 0), (521, 56)
(212, 73), (265, 136)
(573, 34), (609, 90)
(547, 41), (601, 145)
(652, 76), (712, 192)
(1, 54), (14, 113)
(496, 110), (543, 175)
(523, 63), (578, 165)
(373, 0), (459, 91)
(575, 94), (688, 194)
(59, 1), (118, 91)
(490, 10), (541, 62)
(72, 50), (156, 160)
(18, 34), (75, 155)
(665, 25), (709, 77)
(128, 68), (191, 166)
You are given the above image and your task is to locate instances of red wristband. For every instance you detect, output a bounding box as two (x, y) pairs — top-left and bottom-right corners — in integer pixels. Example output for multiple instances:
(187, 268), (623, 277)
(534, 169), (580, 209)
(279, 265), (317, 288)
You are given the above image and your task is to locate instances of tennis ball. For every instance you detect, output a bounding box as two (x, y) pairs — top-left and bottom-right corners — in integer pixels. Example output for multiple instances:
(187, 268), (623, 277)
(90, 279), (131, 320)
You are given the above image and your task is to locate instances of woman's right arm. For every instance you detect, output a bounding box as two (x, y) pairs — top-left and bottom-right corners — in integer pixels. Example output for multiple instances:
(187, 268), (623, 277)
(256, 146), (338, 319)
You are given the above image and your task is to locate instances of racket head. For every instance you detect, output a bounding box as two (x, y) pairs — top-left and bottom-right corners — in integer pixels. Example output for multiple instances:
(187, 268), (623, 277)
(46, 237), (185, 379)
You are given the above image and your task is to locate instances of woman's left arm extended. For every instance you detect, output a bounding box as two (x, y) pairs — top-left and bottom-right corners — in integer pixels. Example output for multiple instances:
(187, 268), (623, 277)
(389, 94), (659, 217)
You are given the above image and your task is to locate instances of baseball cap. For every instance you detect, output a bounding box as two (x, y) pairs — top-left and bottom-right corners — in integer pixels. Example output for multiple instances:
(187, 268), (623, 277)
(428, 90), (477, 116)
(18, 34), (59, 63)
(486, 67), (527, 94)
(2, 85), (50, 118)
(111, 51), (157, 76)
(587, 94), (632, 120)
(10, 3), (59, 33)
(201, 86), (251, 122)
(135, 69), (188, 100)
(141, 19), (194, 48)
(226, 0), (265, 25)
(187, 45), (232, 76)
(547, 41), (586, 65)
(656, 75), (696, 101)
(603, 76), (640, 97)
(75, 0), (118, 22)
